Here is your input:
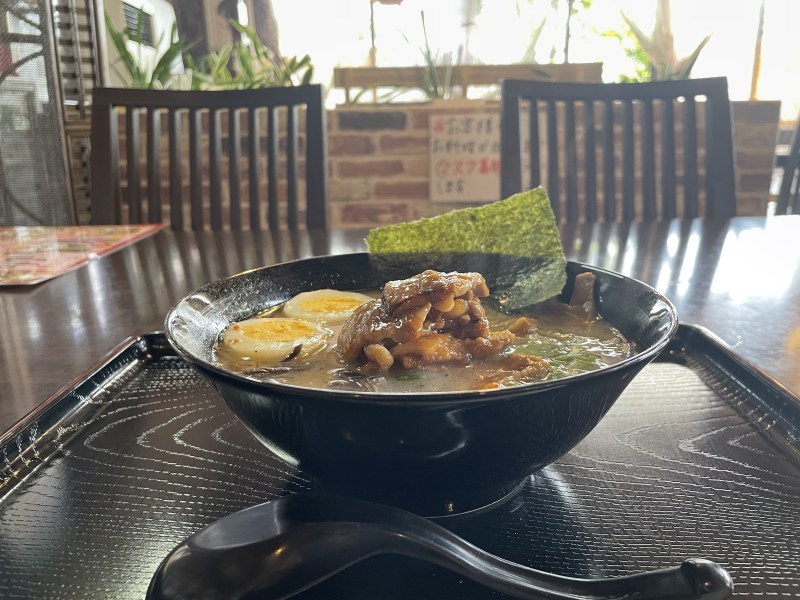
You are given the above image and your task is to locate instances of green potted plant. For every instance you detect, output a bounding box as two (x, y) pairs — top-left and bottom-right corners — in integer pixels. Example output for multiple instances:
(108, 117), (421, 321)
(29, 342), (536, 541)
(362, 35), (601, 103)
(620, 0), (710, 80)
(188, 21), (314, 90)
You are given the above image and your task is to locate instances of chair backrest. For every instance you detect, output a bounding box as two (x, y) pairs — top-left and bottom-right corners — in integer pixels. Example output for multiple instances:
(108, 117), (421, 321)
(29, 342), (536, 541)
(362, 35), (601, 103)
(90, 85), (328, 230)
(775, 112), (800, 215)
(500, 77), (737, 221)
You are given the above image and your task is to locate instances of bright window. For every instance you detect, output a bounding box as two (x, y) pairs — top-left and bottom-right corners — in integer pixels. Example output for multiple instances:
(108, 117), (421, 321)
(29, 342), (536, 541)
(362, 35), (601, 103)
(272, 0), (799, 120)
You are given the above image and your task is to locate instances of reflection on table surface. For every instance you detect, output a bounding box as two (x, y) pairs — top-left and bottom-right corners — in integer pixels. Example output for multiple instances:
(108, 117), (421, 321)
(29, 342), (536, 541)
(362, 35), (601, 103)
(1, 216), (799, 432)
(0, 225), (163, 285)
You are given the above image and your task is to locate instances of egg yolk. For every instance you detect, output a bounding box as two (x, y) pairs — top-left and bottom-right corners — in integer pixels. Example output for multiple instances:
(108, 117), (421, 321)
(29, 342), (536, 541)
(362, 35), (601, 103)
(237, 319), (319, 342)
(297, 297), (367, 314)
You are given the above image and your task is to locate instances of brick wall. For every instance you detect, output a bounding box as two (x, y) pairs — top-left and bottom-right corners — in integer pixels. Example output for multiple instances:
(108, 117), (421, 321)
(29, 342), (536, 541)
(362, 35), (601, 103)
(730, 100), (782, 215)
(328, 103), (496, 228)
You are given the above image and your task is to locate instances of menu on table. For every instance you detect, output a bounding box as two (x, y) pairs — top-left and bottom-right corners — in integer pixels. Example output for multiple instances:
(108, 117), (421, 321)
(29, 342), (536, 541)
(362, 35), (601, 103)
(0, 224), (164, 286)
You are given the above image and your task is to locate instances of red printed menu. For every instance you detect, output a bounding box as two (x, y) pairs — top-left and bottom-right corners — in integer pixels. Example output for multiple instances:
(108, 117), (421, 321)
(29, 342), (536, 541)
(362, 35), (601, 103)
(0, 224), (163, 286)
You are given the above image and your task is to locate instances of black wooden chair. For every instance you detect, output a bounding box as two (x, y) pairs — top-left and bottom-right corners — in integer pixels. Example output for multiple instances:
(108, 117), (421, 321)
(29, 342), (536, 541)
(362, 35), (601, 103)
(500, 77), (737, 221)
(775, 112), (800, 215)
(90, 85), (328, 230)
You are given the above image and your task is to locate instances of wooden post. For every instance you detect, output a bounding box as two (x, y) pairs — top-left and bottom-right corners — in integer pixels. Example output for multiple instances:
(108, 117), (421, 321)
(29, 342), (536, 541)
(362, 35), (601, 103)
(749, 0), (765, 101)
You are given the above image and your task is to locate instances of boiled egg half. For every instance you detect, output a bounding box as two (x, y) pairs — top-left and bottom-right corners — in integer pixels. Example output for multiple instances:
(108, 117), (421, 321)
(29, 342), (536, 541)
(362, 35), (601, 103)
(282, 289), (373, 324)
(220, 317), (329, 363)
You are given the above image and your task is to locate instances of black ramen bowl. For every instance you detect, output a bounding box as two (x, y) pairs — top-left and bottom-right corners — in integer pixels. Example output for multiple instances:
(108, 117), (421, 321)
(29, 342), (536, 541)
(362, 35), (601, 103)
(165, 253), (678, 517)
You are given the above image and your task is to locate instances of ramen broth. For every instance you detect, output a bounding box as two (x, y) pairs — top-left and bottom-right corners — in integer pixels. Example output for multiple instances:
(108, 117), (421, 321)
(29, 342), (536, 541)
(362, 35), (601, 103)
(213, 290), (631, 393)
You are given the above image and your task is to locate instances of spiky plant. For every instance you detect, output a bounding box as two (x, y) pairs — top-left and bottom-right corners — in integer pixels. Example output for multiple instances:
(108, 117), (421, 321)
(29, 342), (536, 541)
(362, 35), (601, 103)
(621, 0), (710, 80)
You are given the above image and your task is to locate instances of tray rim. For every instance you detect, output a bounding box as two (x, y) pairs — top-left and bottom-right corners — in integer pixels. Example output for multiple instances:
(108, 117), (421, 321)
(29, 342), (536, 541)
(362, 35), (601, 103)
(0, 333), (174, 494)
(668, 322), (800, 404)
(0, 334), (146, 452)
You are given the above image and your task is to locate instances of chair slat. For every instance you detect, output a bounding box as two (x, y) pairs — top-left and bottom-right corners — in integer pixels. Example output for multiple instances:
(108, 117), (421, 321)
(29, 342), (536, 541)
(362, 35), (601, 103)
(209, 109), (223, 230)
(267, 106), (279, 230)
(683, 97), (699, 218)
(622, 99), (635, 220)
(641, 98), (656, 219)
(286, 105), (298, 230)
(305, 89), (328, 229)
(229, 108), (242, 230)
(89, 100), (120, 225)
(708, 92), (736, 218)
(704, 100), (714, 215)
(188, 108), (203, 230)
(564, 99), (578, 221)
(500, 95), (522, 199)
(661, 99), (676, 218)
(776, 111), (800, 216)
(126, 107), (142, 223)
(528, 99), (540, 190)
(168, 108), (183, 230)
(248, 108), (261, 229)
(146, 109), (162, 223)
(583, 100), (597, 222)
(546, 99), (560, 220)
(602, 99), (616, 221)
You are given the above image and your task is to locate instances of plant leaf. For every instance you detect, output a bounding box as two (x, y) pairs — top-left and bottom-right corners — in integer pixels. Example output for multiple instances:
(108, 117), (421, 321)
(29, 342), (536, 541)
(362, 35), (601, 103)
(105, 13), (142, 85)
(620, 11), (661, 62)
(674, 34), (711, 79)
(150, 25), (185, 87)
(300, 65), (313, 86)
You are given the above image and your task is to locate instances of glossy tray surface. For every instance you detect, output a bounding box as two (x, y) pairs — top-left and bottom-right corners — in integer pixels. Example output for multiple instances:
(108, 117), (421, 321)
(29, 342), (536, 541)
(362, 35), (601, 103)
(0, 326), (798, 599)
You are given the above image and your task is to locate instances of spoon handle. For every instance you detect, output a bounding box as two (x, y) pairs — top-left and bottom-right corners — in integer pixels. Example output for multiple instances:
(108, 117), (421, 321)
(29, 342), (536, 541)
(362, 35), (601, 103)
(375, 514), (733, 600)
(429, 549), (732, 600)
(147, 494), (734, 600)
(298, 498), (734, 600)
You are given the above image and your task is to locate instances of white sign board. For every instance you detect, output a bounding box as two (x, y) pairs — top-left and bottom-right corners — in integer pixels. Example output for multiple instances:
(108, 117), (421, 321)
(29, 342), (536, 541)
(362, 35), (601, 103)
(429, 112), (501, 203)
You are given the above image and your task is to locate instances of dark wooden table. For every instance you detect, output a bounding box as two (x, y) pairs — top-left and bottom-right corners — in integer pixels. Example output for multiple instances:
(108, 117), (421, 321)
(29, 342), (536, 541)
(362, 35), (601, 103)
(1, 216), (799, 433)
(1, 216), (800, 600)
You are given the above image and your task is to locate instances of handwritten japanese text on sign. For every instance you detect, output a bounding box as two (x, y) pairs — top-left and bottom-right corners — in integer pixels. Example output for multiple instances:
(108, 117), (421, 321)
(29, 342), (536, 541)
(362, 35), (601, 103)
(429, 112), (501, 203)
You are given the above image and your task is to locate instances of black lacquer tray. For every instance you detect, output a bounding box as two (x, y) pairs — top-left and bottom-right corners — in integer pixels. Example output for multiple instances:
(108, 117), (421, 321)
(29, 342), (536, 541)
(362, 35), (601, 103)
(0, 324), (798, 599)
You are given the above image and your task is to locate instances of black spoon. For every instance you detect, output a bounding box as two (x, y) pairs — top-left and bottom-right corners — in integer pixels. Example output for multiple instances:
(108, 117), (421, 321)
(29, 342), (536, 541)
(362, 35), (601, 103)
(147, 494), (733, 600)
